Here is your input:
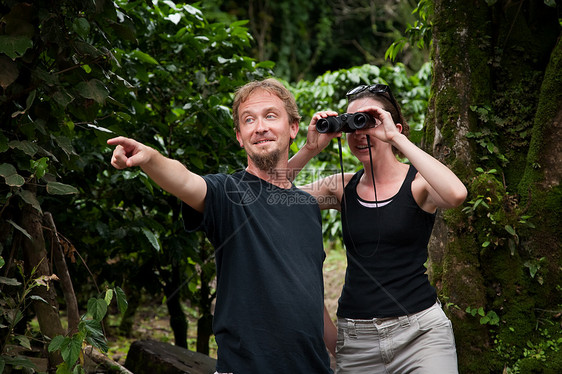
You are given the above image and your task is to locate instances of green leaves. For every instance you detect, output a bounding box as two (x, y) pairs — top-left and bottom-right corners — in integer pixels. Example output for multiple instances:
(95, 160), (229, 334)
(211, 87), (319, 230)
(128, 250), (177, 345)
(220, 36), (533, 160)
(0, 276), (21, 287)
(48, 287), (127, 370)
(385, 0), (433, 62)
(0, 356), (37, 372)
(0, 55), (19, 89)
(8, 140), (38, 157)
(130, 50), (159, 65)
(466, 306), (500, 326)
(75, 80), (109, 104)
(6, 220), (31, 240)
(141, 227), (161, 251)
(111, 286), (128, 314)
(0, 163), (25, 187)
(523, 257), (546, 284)
(16, 190), (42, 213)
(50, 334), (83, 368)
(87, 298), (108, 322)
(0, 35), (33, 60)
(46, 182), (79, 195)
(82, 319), (108, 352)
(72, 18), (91, 39)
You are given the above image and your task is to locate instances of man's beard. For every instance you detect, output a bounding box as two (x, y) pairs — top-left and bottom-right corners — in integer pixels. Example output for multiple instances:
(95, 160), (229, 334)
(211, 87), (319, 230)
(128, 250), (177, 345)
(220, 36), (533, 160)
(248, 149), (281, 172)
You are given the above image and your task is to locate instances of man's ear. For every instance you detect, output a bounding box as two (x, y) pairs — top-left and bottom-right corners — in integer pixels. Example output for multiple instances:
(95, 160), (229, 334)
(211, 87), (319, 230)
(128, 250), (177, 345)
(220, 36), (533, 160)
(236, 131), (244, 148)
(289, 120), (299, 140)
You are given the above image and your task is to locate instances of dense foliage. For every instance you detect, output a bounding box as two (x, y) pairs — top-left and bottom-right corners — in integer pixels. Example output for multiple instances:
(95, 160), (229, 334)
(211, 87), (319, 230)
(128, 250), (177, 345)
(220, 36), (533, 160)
(0, 0), (560, 373)
(200, 0), (429, 81)
(0, 0), (271, 370)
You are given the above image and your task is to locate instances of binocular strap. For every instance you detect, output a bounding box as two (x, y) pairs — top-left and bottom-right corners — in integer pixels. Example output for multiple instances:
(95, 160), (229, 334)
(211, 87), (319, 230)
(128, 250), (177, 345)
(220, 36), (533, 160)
(338, 135), (381, 258)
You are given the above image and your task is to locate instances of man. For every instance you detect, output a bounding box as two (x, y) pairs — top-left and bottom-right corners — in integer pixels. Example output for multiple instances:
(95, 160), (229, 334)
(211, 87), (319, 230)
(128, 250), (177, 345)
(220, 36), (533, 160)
(108, 78), (333, 373)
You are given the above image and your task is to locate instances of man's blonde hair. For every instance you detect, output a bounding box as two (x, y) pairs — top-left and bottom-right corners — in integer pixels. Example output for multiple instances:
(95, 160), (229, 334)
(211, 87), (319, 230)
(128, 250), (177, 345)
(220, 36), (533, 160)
(232, 78), (301, 131)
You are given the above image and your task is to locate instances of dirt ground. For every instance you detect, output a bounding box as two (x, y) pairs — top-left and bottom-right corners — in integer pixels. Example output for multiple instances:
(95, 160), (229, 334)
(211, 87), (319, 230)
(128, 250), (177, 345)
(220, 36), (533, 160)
(323, 245), (347, 323)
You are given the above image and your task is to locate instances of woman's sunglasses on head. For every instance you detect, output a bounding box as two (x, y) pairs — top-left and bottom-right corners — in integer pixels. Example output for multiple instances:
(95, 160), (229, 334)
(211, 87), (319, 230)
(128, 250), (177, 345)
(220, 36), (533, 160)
(346, 84), (400, 115)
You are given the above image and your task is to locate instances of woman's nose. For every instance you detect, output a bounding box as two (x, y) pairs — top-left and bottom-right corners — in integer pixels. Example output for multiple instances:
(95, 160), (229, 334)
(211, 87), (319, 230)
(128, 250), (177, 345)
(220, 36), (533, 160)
(352, 129), (367, 138)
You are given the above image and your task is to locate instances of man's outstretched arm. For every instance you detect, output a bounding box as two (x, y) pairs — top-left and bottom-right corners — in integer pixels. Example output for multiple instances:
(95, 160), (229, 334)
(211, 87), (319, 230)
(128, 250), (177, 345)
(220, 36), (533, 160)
(108, 136), (207, 213)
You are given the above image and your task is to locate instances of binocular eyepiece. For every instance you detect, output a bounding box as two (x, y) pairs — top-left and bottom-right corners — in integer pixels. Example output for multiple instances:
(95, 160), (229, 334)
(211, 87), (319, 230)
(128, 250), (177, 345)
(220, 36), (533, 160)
(316, 112), (374, 134)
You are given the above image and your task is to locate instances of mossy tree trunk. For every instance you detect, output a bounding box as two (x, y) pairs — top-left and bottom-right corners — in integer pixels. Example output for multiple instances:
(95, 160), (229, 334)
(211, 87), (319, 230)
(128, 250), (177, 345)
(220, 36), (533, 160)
(426, 1), (561, 373)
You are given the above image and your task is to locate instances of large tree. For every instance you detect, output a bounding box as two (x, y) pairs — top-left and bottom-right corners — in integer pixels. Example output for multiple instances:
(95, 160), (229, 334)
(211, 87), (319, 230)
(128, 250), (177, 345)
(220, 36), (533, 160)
(425, 0), (561, 372)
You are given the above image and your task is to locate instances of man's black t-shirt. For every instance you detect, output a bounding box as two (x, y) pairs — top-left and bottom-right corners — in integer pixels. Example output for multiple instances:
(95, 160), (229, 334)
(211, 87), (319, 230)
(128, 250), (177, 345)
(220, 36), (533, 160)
(183, 170), (332, 374)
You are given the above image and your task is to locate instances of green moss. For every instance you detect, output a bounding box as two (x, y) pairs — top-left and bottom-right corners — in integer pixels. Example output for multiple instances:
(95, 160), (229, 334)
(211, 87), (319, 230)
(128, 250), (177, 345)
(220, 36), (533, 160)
(523, 185), (562, 309)
(453, 316), (500, 374)
(519, 38), (562, 196)
(443, 206), (464, 227)
(505, 321), (562, 374)
(429, 260), (443, 283)
(518, 356), (562, 374)
(543, 348), (562, 374)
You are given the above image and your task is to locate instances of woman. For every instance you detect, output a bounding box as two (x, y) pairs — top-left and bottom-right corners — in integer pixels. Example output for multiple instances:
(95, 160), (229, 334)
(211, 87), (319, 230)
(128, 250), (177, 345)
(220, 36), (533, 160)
(290, 84), (467, 373)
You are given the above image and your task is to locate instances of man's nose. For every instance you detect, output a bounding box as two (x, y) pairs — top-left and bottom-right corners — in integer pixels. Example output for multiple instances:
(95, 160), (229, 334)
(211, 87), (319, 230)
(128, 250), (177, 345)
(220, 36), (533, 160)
(254, 118), (268, 133)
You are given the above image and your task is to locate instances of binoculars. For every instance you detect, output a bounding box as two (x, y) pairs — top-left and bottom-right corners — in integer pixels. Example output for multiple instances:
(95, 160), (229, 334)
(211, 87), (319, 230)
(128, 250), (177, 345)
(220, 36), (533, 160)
(316, 112), (375, 133)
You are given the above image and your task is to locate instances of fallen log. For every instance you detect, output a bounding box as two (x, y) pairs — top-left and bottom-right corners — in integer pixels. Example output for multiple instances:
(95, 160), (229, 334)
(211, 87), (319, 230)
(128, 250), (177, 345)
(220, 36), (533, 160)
(83, 345), (133, 374)
(124, 339), (217, 374)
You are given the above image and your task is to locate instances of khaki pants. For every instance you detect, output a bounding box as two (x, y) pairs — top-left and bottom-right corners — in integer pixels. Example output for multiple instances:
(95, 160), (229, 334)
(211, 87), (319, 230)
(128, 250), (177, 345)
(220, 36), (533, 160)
(336, 301), (458, 374)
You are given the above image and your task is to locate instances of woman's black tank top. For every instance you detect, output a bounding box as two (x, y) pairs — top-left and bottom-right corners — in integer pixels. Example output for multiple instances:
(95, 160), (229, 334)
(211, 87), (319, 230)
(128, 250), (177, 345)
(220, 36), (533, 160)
(337, 165), (437, 318)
